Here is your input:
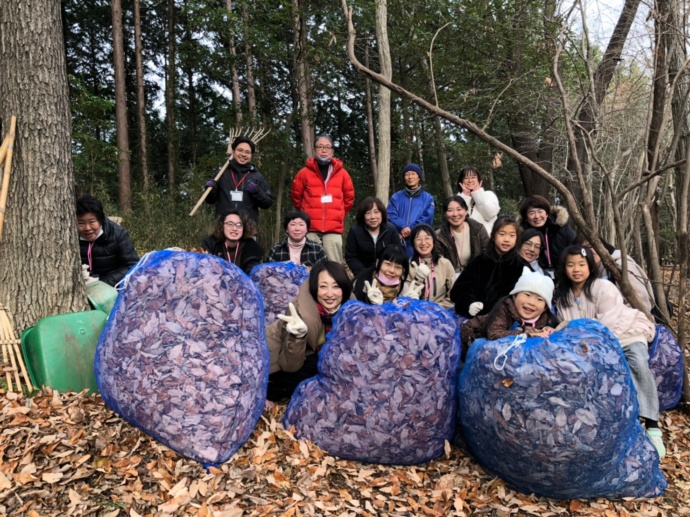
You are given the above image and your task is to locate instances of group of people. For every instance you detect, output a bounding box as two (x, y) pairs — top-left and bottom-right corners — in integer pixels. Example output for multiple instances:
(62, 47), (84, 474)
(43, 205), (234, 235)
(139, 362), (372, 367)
(74, 133), (666, 460)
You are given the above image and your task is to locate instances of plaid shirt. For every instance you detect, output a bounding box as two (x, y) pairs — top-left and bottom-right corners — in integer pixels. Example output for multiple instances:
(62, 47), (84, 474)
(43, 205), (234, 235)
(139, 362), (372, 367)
(266, 238), (326, 267)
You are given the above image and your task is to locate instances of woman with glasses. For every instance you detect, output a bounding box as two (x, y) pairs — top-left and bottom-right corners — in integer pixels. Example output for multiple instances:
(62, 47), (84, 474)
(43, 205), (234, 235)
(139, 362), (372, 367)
(402, 224), (455, 308)
(435, 196), (489, 276)
(202, 209), (264, 274)
(517, 228), (548, 276)
(518, 195), (575, 278)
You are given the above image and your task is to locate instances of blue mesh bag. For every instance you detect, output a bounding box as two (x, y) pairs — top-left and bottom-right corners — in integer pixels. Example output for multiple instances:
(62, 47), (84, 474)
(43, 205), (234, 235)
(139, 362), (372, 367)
(250, 262), (310, 325)
(95, 250), (269, 467)
(283, 298), (461, 465)
(649, 325), (684, 411)
(458, 318), (667, 499)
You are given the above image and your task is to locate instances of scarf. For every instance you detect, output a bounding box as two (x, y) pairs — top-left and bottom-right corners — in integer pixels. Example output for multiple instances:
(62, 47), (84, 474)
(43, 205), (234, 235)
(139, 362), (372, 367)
(287, 237), (306, 264)
(378, 283), (402, 303)
(404, 185), (423, 197)
(317, 303), (339, 335)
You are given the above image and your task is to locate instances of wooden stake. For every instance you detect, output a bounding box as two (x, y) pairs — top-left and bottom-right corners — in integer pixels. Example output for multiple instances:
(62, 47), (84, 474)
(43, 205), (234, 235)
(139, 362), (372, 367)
(0, 116), (17, 241)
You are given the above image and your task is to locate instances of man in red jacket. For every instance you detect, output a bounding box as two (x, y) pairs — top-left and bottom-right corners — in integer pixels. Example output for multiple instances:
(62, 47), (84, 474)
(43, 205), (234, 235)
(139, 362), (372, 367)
(291, 135), (355, 263)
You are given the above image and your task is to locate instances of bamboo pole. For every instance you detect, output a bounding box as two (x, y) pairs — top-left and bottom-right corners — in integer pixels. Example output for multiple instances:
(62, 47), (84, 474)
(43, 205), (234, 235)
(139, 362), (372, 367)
(188, 157), (231, 217)
(1, 345), (13, 391)
(0, 304), (33, 392)
(0, 133), (10, 166)
(0, 116), (17, 240)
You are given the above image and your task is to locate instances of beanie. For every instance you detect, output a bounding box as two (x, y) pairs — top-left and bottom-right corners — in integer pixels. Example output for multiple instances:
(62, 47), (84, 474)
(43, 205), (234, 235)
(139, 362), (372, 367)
(509, 266), (555, 308)
(402, 163), (423, 182)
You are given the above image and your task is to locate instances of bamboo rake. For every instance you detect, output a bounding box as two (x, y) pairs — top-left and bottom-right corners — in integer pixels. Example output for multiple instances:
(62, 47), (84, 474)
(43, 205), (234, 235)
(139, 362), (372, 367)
(0, 304), (33, 393)
(189, 126), (271, 217)
(0, 116), (17, 241)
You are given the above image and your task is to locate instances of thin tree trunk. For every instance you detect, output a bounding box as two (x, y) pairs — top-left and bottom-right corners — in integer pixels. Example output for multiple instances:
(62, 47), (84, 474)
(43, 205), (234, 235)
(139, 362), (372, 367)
(375, 0), (392, 203)
(226, 0), (242, 125)
(364, 42), (378, 187)
(133, 0), (149, 191)
(112, 0), (132, 212)
(422, 57), (452, 198)
(166, 0), (176, 191)
(292, 0), (313, 156)
(242, 3), (256, 119)
(0, 0), (88, 329)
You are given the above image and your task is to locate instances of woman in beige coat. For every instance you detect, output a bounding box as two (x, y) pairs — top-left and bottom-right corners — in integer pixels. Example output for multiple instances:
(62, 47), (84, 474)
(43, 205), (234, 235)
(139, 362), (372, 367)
(266, 261), (353, 401)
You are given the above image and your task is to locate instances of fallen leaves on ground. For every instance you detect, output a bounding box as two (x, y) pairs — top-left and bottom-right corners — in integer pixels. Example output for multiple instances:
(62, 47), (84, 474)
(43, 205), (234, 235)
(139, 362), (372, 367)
(0, 389), (689, 516)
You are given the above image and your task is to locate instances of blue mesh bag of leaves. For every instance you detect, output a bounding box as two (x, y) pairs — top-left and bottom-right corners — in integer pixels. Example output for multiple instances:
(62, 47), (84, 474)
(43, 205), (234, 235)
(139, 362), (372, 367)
(458, 318), (667, 499)
(95, 249), (269, 468)
(250, 262), (310, 326)
(283, 298), (462, 465)
(649, 325), (684, 411)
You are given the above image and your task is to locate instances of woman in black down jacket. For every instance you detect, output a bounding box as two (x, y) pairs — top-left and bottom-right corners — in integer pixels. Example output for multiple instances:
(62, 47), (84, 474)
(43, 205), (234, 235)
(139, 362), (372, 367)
(76, 195), (139, 287)
(345, 197), (401, 276)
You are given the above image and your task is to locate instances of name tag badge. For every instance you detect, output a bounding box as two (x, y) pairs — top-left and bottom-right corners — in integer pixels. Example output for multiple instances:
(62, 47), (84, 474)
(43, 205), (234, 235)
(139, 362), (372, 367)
(231, 190), (244, 202)
(321, 195), (333, 204)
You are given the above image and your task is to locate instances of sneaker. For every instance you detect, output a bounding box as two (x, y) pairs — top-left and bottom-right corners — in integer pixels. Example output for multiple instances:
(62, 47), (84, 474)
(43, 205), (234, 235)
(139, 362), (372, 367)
(646, 428), (666, 459)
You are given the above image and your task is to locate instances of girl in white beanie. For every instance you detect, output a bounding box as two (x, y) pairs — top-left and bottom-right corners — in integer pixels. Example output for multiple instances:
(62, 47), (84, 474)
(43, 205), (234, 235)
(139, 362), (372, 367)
(461, 266), (558, 351)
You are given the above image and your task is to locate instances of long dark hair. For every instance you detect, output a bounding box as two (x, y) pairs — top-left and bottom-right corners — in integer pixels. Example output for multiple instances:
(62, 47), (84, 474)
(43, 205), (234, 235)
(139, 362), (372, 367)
(553, 245), (598, 308)
(374, 245), (410, 283)
(409, 224), (441, 264)
(309, 261), (352, 303)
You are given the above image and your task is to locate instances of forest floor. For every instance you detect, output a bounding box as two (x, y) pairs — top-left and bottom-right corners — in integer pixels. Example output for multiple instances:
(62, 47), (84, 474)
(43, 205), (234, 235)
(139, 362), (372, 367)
(0, 390), (689, 517)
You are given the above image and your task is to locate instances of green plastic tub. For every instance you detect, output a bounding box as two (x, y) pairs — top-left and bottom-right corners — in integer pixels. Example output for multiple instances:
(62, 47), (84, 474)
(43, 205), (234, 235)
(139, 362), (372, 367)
(85, 281), (118, 315)
(20, 310), (107, 394)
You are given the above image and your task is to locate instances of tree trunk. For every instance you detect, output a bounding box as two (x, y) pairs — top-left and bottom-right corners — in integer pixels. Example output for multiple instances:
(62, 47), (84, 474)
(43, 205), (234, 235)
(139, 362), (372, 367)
(166, 0), (176, 191)
(292, 0), (313, 156)
(242, 3), (256, 119)
(133, 0), (149, 191)
(226, 0), (242, 125)
(112, 0), (132, 213)
(510, 128), (553, 198)
(375, 0), (392, 203)
(364, 42), (378, 187)
(421, 57), (452, 198)
(0, 0), (88, 329)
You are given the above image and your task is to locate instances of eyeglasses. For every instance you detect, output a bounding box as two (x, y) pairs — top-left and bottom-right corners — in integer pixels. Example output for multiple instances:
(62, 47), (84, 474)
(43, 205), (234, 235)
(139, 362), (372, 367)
(315, 145), (333, 150)
(224, 222), (243, 228)
(522, 241), (542, 250)
(414, 236), (433, 243)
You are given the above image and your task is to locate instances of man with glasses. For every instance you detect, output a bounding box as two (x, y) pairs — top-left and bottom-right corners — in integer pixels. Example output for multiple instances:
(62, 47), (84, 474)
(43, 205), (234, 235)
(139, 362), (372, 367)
(204, 136), (274, 224)
(291, 135), (355, 263)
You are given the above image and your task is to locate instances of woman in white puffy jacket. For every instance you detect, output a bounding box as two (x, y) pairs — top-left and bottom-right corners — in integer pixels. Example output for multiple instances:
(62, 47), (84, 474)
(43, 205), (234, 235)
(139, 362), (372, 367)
(456, 165), (500, 236)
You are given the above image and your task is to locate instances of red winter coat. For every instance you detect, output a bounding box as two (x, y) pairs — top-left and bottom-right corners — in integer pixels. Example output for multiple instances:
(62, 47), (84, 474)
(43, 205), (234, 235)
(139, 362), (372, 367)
(291, 157), (355, 234)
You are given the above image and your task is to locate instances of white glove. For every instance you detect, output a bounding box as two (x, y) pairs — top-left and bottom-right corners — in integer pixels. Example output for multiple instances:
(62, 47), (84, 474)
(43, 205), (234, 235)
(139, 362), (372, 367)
(277, 303), (308, 338)
(364, 279), (384, 305)
(469, 302), (484, 316)
(405, 282), (425, 300)
(82, 264), (97, 285)
(411, 261), (431, 282)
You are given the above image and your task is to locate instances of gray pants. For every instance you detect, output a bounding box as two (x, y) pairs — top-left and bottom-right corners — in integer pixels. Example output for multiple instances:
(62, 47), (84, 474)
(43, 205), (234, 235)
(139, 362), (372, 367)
(307, 232), (343, 264)
(624, 341), (659, 422)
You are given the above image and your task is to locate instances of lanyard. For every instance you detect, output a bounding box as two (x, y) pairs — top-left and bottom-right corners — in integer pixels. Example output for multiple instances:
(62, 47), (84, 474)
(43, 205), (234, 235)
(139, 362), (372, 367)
(231, 171), (249, 190)
(87, 242), (94, 271)
(225, 242), (240, 264)
(544, 233), (552, 267)
(423, 262), (436, 300)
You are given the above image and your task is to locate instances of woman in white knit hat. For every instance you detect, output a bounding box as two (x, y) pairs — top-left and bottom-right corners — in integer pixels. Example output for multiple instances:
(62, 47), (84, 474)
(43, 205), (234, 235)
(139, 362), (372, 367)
(461, 266), (558, 350)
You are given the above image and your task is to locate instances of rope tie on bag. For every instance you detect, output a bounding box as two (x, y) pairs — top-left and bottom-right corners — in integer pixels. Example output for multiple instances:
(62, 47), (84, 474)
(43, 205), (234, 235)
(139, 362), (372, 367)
(114, 247), (184, 291)
(493, 334), (527, 371)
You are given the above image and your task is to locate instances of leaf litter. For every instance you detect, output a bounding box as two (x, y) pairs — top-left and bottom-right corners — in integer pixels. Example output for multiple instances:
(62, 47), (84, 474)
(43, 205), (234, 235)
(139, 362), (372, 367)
(1, 388), (689, 516)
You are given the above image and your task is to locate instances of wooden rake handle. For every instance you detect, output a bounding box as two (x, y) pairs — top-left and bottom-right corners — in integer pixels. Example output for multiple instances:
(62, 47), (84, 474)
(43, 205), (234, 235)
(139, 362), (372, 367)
(188, 157), (231, 217)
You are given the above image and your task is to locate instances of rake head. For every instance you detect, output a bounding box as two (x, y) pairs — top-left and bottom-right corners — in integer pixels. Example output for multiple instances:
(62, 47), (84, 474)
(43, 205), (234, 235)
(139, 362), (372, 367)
(226, 126), (271, 155)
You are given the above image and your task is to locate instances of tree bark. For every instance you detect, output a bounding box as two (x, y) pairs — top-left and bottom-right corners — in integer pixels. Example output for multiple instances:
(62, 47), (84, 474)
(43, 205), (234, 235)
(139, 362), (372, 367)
(112, 0), (132, 212)
(166, 0), (176, 190)
(375, 0), (392, 203)
(292, 0), (313, 157)
(364, 42), (378, 187)
(0, 0), (88, 329)
(226, 0), (242, 125)
(421, 57), (452, 198)
(242, 3), (256, 119)
(133, 0), (149, 191)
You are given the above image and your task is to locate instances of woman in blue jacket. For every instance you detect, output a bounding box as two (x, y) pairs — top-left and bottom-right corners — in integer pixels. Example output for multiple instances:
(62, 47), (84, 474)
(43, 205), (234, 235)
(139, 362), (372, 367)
(387, 164), (435, 257)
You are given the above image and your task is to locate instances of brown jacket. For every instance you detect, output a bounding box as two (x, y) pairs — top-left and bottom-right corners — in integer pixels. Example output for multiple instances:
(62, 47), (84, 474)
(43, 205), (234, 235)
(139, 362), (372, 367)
(461, 296), (556, 348)
(403, 257), (456, 309)
(266, 281), (355, 374)
(436, 219), (489, 273)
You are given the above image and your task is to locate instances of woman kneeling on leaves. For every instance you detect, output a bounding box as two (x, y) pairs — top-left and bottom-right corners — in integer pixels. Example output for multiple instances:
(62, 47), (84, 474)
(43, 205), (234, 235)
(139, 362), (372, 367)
(353, 245), (413, 304)
(266, 261), (354, 401)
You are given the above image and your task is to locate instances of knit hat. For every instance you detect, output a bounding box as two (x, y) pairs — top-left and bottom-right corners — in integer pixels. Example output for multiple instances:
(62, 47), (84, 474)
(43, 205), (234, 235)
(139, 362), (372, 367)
(509, 266), (555, 307)
(402, 163), (423, 181)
